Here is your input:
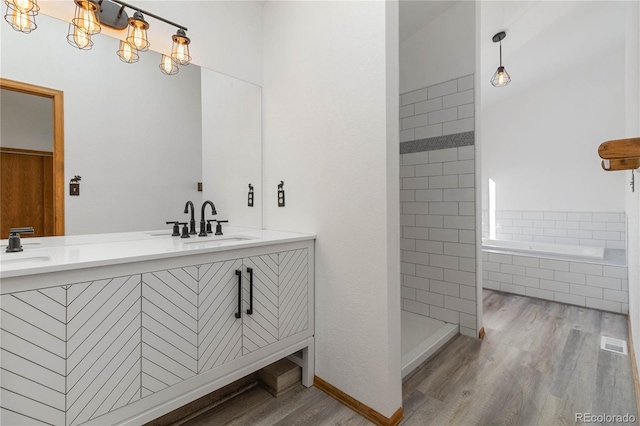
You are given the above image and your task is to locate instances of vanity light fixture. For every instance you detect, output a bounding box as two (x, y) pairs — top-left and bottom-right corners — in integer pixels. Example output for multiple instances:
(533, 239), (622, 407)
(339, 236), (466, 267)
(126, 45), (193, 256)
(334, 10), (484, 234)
(125, 11), (149, 51)
(490, 31), (511, 87)
(171, 28), (191, 66)
(2, 0), (191, 75)
(72, 0), (100, 35)
(3, 0), (38, 33)
(117, 39), (138, 63)
(67, 0), (100, 50)
(159, 54), (178, 75)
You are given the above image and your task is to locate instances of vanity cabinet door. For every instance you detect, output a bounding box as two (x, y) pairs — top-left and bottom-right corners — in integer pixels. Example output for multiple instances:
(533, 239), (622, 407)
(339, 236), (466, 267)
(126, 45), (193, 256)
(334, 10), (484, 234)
(278, 249), (310, 340)
(0, 286), (67, 426)
(242, 254), (279, 355)
(141, 268), (198, 397)
(197, 259), (244, 373)
(66, 275), (142, 426)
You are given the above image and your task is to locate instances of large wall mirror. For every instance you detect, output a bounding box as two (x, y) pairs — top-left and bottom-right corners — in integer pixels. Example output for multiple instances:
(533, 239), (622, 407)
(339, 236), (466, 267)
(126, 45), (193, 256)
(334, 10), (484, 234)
(0, 80), (64, 237)
(1, 11), (262, 236)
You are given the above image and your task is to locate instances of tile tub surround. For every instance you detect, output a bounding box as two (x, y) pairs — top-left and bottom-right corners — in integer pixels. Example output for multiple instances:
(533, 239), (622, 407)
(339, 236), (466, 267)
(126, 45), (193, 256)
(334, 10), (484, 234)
(482, 251), (629, 314)
(400, 75), (474, 143)
(400, 145), (477, 337)
(481, 210), (626, 249)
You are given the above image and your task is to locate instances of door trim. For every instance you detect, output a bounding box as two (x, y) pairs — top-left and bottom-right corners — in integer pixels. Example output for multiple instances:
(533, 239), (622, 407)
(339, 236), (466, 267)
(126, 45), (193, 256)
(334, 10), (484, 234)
(1, 78), (64, 235)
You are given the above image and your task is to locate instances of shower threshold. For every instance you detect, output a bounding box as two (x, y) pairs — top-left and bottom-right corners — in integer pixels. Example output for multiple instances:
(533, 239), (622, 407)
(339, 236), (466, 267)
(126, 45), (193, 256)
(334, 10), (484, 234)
(401, 311), (458, 378)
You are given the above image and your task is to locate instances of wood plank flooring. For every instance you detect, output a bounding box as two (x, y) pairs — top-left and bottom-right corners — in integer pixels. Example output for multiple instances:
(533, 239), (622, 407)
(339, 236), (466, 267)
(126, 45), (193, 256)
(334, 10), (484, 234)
(182, 290), (638, 425)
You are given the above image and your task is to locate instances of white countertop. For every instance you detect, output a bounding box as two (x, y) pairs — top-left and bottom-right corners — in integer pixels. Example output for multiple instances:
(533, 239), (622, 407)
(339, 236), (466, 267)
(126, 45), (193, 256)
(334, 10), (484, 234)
(0, 227), (315, 279)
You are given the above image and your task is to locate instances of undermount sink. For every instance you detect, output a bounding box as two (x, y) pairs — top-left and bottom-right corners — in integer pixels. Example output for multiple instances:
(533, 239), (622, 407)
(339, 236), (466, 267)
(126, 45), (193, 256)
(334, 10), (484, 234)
(146, 231), (173, 237)
(1, 255), (52, 266)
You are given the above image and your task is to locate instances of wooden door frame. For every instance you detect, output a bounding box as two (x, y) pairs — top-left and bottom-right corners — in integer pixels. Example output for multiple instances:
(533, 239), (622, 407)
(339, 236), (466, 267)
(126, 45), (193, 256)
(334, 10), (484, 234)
(1, 78), (64, 235)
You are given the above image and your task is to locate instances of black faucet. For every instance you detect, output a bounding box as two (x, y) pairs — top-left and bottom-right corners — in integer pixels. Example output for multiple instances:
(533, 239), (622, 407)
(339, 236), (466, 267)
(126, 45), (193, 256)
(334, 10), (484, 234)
(6, 227), (34, 253)
(199, 201), (217, 236)
(184, 201), (197, 235)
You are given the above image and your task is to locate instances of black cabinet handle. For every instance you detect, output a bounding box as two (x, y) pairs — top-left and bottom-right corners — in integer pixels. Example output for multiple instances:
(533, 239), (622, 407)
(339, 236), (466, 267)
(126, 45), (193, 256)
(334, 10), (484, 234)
(235, 270), (242, 319)
(246, 267), (254, 315)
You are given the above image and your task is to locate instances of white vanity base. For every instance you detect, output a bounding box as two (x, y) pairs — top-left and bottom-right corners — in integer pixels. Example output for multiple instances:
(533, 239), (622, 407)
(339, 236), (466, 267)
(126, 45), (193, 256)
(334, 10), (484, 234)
(0, 230), (315, 426)
(89, 337), (315, 425)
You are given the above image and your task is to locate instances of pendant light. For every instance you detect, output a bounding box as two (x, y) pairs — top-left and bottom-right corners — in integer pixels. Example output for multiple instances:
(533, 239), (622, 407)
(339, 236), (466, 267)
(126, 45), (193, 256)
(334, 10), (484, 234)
(490, 31), (511, 87)
(3, 0), (38, 33)
(117, 40), (139, 63)
(126, 11), (150, 51)
(171, 28), (191, 66)
(159, 54), (178, 75)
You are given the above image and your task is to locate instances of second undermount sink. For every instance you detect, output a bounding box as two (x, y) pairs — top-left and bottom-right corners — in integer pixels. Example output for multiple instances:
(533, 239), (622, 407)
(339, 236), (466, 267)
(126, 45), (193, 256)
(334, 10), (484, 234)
(1, 255), (52, 266)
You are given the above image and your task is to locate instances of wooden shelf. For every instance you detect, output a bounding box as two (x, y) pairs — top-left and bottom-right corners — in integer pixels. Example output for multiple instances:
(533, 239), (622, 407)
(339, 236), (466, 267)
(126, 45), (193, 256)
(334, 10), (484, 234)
(598, 137), (640, 171)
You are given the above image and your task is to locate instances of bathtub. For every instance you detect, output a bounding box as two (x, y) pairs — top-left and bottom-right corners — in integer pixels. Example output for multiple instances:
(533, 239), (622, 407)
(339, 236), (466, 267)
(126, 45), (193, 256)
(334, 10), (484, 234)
(482, 238), (605, 260)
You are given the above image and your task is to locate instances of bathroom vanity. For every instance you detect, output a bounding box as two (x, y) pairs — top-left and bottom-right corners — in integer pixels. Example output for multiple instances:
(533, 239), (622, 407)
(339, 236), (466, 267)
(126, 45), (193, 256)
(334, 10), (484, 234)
(0, 228), (315, 425)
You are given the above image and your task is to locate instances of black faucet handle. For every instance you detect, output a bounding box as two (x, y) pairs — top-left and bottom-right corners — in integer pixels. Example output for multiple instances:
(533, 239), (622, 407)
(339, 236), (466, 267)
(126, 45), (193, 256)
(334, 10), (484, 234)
(210, 220), (228, 236)
(166, 221), (180, 237)
(9, 227), (34, 235)
(178, 222), (190, 239)
(6, 227), (34, 253)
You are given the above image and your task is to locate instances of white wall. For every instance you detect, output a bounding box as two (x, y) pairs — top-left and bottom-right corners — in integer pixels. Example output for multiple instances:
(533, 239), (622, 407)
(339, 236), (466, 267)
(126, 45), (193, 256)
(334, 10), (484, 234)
(625, 0), (640, 376)
(201, 68), (262, 229)
(37, 0), (264, 86)
(400, 1), (475, 94)
(480, 47), (626, 212)
(1, 89), (53, 152)
(1, 13), (202, 235)
(262, 0), (402, 418)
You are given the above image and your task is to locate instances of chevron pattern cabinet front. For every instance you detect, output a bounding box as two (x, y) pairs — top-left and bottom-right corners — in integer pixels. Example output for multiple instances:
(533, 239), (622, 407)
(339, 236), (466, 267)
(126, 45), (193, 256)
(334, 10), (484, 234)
(242, 254), (279, 355)
(0, 287), (67, 426)
(142, 268), (198, 397)
(278, 249), (309, 340)
(66, 275), (142, 426)
(0, 275), (142, 426)
(198, 259), (244, 373)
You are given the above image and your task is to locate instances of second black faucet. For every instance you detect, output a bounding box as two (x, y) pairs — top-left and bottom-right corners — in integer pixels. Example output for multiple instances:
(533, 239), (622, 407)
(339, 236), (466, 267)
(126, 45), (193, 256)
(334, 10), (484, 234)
(184, 201), (197, 235)
(199, 200), (217, 236)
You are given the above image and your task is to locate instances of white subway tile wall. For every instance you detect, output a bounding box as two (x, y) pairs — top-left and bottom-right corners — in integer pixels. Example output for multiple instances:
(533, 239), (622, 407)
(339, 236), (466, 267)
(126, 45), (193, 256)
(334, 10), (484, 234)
(400, 146), (477, 337)
(481, 210), (626, 249)
(482, 251), (629, 314)
(400, 75), (474, 142)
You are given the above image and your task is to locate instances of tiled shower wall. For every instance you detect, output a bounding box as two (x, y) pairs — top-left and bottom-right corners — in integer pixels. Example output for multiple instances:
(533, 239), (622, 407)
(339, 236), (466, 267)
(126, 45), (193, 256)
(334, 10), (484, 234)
(399, 75), (477, 338)
(400, 75), (474, 143)
(481, 210), (626, 249)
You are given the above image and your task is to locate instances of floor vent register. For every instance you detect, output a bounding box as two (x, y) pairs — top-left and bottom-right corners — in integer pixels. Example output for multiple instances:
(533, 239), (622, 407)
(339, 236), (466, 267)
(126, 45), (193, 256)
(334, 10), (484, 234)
(600, 336), (628, 355)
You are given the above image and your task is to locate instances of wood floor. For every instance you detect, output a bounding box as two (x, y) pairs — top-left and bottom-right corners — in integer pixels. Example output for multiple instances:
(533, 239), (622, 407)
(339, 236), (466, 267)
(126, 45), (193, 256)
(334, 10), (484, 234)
(182, 290), (638, 425)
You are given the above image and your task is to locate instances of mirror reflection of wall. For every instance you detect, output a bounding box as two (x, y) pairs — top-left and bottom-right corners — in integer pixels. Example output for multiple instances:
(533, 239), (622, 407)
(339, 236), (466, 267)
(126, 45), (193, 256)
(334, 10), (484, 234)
(1, 89), (53, 152)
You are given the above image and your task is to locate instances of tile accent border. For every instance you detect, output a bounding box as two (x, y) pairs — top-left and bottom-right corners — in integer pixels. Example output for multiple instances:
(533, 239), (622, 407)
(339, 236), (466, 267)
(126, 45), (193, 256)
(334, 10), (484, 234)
(400, 131), (475, 154)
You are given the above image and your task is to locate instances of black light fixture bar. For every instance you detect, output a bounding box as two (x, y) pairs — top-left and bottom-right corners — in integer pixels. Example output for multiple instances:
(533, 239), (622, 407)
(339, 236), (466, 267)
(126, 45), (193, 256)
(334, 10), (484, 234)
(108, 0), (186, 31)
